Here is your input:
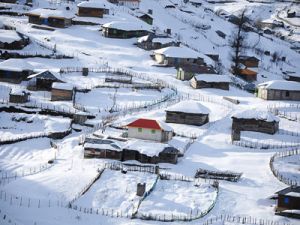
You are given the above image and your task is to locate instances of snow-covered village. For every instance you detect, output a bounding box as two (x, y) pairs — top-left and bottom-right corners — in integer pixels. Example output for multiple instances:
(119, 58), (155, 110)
(0, 0), (299, 224)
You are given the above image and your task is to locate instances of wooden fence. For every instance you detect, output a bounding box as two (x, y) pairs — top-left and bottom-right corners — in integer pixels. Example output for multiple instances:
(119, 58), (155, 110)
(269, 149), (300, 186)
(233, 139), (300, 150)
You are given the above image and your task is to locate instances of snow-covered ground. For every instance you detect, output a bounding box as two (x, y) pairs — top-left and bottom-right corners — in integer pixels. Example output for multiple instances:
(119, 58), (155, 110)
(0, 0), (300, 224)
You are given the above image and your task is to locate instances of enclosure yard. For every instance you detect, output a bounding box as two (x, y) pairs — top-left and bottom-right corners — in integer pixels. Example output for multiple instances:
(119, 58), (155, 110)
(75, 87), (174, 114)
(0, 112), (71, 140)
(272, 153), (300, 185)
(74, 169), (157, 215)
(0, 138), (53, 174)
(137, 179), (218, 221)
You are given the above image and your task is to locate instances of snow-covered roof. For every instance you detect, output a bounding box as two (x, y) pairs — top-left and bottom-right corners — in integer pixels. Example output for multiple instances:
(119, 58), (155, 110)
(154, 46), (213, 65)
(286, 192), (300, 197)
(10, 89), (28, 95)
(194, 74), (230, 83)
(52, 82), (73, 91)
(27, 70), (61, 81)
(27, 8), (74, 19)
(154, 46), (200, 59)
(124, 139), (168, 157)
(232, 110), (279, 122)
(258, 80), (300, 91)
(0, 30), (22, 44)
(127, 118), (173, 131)
(152, 37), (176, 44)
(77, 1), (108, 9)
(0, 59), (34, 72)
(166, 100), (210, 114)
(84, 142), (122, 152)
(102, 21), (151, 31)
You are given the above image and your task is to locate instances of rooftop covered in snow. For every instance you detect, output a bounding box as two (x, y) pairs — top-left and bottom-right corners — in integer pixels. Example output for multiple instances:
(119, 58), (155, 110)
(166, 100), (210, 114)
(52, 82), (74, 91)
(232, 110), (279, 122)
(258, 80), (300, 91)
(27, 8), (74, 19)
(77, 1), (108, 9)
(102, 20), (152, 31)
(194, 74), (230, 83)
(0, 59), (34, 72)
(0, 30), (22, 44)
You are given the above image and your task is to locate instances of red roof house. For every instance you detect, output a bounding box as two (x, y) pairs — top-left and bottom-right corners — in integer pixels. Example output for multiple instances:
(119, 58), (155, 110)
(126, 118), (173, 142)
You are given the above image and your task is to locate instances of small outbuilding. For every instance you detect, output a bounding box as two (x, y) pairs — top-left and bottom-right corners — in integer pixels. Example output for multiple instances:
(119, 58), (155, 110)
(257, 80), (300, 101)
(26, 8), (74, 28)
(231, 110), (279, 141)
(237, 67), (258, 81)
(126, 118), (173, 142)
(135, 12), (153, 25)
(190, 74), (230, 90)
(153, 46), (212, 67)
(27, 70), (63, 91)
(283, 71), (300, 83)
(77, 1), (109, 18)
(9, 89), (30, 103)
(137, 34), (180, 50)
(51, 82), (74, 101)
(102, 21), (152, 39)
(0, 30), (29, 50)
(166, 100), (209, 126)
(0, 59), (34, 83)
(116, 0), (140, 9)
(275, 186), (300, 218)
(176, 64), (216, 81)
(239, 55), (260, 68)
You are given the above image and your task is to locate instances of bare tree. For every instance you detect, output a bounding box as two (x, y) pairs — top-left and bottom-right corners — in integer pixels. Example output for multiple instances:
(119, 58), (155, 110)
(109, 87), (118, 113)
(229, 9), (248, 75)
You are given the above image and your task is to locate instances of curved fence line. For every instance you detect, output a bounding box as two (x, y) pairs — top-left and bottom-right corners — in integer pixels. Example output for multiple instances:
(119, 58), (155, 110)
(269, 149), (300, 186)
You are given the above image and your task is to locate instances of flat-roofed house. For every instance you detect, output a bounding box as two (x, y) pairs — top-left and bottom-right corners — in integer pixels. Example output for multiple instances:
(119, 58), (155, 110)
(0, 59), (34, 83)
(190, 74), (230, 90)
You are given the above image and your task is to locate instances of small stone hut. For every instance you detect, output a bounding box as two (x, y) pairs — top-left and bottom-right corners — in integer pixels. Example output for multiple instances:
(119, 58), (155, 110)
(231, 110), (279, 141)
(257, 80), (300, 101)
(190, 74), (230, 90)
(166, 100), (209, 126)
(51, 82), (74, 101)
(102, 21), (152, 39)
(9, 89), (30, 103)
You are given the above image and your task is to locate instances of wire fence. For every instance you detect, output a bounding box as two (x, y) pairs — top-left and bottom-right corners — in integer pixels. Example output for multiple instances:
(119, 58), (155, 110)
(268, 103), (300, 122)
(202, 214), (291, 225)
(233, 139), (300, 150)
(0, 163), (54, 186)
(269, 149), (300, 186)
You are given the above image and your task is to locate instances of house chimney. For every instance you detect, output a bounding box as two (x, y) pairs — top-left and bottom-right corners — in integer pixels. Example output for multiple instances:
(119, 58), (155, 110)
(166, 28), (171, 35)
(148, 9), (153, 15)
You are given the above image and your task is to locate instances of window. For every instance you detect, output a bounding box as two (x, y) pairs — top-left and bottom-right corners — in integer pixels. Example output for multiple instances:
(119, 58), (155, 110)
(138, 128), (142, 132)
(151, 129), (156, 134)
(285, 91), (290, 97)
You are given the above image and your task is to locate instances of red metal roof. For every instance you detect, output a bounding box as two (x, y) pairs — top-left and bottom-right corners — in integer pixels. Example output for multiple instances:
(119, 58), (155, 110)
(126, 118), (162, 130)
